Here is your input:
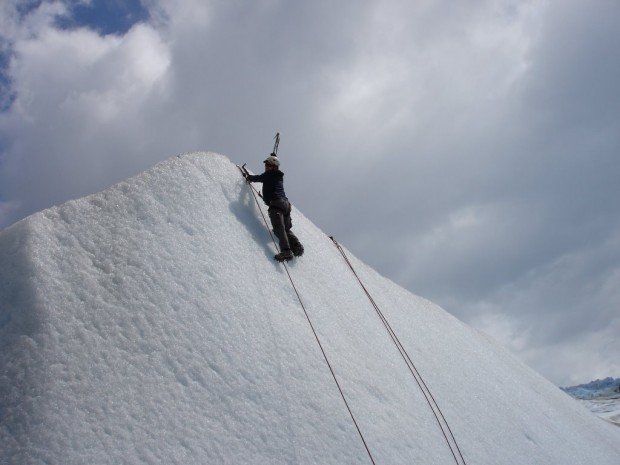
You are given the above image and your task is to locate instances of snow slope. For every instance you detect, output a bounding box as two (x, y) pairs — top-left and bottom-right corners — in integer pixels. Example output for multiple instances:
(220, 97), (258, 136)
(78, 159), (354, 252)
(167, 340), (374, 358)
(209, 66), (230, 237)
(1, 152), (619, 465)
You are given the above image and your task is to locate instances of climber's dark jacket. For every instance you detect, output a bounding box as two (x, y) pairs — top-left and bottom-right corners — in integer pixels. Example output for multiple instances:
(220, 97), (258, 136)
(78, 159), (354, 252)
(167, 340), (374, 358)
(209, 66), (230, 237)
(247, 170), (287, 205)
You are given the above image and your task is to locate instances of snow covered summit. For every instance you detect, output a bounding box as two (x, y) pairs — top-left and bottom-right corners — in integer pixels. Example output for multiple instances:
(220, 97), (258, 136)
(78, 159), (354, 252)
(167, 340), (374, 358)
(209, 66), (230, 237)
(1, 152), (619, 465)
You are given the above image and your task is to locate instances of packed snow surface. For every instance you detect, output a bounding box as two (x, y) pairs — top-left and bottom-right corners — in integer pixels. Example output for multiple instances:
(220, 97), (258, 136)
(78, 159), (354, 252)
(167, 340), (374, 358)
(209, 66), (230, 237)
(1, 153), (619, 464)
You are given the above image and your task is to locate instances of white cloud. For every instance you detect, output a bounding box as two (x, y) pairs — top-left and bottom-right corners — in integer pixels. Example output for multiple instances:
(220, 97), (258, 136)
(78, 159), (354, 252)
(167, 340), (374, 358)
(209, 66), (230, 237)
(461, 227), (620, 384)
(1, 5), (170, 218)
(522, 319), (620, 387)
(11, 23), (169, 118)
(0, 1), (68, 42)
(472, 309), (620, 386)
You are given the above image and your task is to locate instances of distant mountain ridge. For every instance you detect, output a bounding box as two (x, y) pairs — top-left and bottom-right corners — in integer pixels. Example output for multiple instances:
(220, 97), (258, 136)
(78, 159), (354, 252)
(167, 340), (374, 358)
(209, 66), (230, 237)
(561, 378), (620, 427)
(562, 377), (620, 399)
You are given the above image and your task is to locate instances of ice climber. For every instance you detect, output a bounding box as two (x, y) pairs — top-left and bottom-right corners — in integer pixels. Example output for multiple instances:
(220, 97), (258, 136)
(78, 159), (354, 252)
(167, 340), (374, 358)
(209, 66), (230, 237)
(243, 155), (304, 262)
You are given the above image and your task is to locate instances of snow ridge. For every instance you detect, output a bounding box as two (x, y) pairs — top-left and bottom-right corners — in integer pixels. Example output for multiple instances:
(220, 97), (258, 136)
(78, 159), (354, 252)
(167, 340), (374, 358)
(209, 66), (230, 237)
(1, 152), (619, 465)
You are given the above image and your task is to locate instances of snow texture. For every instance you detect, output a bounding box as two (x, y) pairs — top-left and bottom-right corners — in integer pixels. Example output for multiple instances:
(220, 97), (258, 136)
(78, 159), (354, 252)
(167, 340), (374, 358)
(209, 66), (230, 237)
(1, 152), (619, 464)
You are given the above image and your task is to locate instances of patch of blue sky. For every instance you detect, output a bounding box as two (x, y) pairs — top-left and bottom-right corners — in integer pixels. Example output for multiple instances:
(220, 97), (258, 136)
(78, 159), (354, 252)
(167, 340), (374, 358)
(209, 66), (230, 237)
(16, 0), (45, 18)
(56, 0), (150, 36)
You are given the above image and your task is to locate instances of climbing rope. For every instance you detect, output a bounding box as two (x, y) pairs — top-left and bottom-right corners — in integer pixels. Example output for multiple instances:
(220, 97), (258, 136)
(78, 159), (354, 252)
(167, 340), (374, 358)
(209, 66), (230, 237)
(330, 236), (467, 465)
(237, 167), (376, 465)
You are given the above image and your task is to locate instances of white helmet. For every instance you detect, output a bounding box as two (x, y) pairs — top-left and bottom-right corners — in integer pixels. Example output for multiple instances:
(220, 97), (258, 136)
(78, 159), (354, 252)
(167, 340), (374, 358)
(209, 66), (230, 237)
(263, 155), (280, 167)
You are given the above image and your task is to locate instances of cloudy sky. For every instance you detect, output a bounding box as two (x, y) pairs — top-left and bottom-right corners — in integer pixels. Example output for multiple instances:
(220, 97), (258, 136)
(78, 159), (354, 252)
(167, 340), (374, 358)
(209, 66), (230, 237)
(1, 0), (619, 386)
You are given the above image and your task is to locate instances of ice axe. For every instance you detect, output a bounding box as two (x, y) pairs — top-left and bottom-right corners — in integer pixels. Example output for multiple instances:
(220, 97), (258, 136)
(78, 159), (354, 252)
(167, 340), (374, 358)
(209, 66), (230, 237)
(271, 132), (280, 157)
(240, 163), (250, 178)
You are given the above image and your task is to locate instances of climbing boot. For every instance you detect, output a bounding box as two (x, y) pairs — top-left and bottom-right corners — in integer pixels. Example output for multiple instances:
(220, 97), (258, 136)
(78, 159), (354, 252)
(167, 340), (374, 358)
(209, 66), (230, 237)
(274, 250), (294, 262)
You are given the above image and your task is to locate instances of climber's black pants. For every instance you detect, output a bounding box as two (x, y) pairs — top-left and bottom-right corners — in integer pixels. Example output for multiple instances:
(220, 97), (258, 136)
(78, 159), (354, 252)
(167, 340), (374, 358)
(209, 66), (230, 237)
(268, 198), (301, 253)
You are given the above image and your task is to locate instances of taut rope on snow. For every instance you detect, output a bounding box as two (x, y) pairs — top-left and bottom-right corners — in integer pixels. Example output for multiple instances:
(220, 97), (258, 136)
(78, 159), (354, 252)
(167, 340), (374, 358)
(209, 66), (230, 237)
(330, 236), (467, 465)
(237, 167), (376, 465)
